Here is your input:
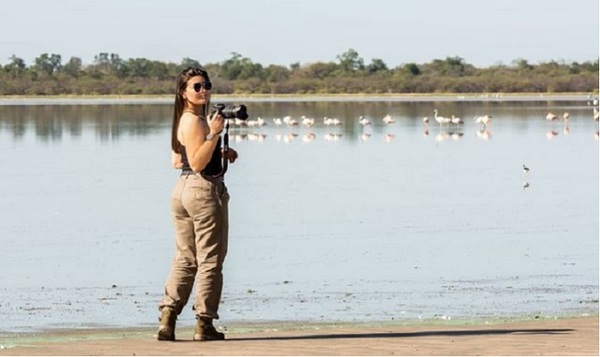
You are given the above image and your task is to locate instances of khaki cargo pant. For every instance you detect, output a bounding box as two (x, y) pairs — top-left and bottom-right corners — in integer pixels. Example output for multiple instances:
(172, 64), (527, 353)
(159, 173), (229, 320)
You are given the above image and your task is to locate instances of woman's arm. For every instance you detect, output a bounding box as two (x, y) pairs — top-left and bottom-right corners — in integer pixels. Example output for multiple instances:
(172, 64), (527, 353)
(179, 112), (224, 173)
(171, 151), (183, 169)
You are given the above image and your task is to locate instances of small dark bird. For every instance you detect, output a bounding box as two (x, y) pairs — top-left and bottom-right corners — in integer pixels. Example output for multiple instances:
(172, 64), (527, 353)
(523, 164), (530, 174)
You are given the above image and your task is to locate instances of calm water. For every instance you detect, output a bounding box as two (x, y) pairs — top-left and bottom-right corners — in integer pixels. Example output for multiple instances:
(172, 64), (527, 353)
(0, 100), (598, 334)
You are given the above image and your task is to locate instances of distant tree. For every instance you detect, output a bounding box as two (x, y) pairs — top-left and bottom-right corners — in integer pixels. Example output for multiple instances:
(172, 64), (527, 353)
(5, 55), (27, 78)
(398, 63), (421, 76)
(126, 58), (152, 77)
(108, 53), (128, 78)
(513, 58), (533, 71)
(62, 56), (83, 78)
(220, 52), (263, 80)
(577, 59), (599, 73)
(301, 62), (337, 79)
(181, 57), (202, 69)
(366, 58), (388, 74)
(149, 60), (169, 80)
(336, 49), (364, 72)
(0, 51), (597, 95)
(93, 52), (111, 73)
(33, 53), (62, 76)
(265, 64), (290, 82)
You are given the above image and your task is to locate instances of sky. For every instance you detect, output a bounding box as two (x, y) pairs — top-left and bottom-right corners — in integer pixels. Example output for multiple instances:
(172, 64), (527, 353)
(1, 0), (598, 69)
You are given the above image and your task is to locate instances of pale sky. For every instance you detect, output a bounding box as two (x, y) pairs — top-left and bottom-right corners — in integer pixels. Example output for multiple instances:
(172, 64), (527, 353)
(1, 0), (598, 68)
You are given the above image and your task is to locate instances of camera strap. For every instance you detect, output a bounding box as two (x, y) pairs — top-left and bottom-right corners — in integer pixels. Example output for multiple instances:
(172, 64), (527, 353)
(212, 119), (230, 179)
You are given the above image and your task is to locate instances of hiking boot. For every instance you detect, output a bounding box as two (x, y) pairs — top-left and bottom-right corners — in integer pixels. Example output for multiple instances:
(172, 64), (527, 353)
(193, 317), (225, 341)
(157, 309), (177, 341)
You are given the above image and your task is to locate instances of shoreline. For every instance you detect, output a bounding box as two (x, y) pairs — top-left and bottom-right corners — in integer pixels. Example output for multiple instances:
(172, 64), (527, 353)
(1, 314), (597, 355)
(0, 93), (595, 105)
(2, 312), (596, 339)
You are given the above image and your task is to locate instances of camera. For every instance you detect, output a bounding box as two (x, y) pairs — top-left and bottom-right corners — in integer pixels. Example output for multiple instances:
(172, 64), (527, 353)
(213, 103), (249, 120)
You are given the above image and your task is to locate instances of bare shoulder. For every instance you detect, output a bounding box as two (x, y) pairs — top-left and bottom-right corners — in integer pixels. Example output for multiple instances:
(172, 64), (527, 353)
(180, 112), (201, 127)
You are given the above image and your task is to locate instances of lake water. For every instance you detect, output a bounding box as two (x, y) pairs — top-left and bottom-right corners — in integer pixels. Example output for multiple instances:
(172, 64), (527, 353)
(0, 99), (598, 335)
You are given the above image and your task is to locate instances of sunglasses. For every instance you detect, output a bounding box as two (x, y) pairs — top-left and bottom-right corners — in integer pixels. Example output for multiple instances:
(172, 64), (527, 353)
(191, 81), (212, 92)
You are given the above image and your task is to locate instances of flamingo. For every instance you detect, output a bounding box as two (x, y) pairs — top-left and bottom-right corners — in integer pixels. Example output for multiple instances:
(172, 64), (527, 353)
(451, 115), (464, 125)
(383, 114), (395, 125)
(422, 117), (429, 125)
(323, 117), (340, 126)
(359, 116), (371, 126)
(301, 116), (315, 127)
(283, 116), (298, 127)
(546, 112), (558, 121)
(563, 112), (570, 122)
(433, 109), (449, 126)
(246, 119), (258, 129)
(475, 115), (492, 126)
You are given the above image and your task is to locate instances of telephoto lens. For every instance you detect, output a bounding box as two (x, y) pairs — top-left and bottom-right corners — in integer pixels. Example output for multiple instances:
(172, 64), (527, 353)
(213, 103), (248, 120)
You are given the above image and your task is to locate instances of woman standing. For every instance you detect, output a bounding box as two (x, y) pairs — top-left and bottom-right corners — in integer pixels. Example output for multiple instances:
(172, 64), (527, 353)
(158, 67), (238, 341)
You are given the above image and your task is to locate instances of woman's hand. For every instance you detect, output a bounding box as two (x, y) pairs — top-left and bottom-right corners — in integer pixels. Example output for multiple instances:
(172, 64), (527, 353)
(223, 147), (239, 163)
(207, 111), (224, 135)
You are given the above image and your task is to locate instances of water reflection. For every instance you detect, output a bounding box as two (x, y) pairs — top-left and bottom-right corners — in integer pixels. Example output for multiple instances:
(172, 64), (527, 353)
(0, 101), (598, 144)
(0, 105), (171, 142)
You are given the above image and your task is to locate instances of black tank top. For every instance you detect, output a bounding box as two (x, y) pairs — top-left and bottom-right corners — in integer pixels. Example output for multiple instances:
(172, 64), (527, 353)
(180, 136), (222, 176)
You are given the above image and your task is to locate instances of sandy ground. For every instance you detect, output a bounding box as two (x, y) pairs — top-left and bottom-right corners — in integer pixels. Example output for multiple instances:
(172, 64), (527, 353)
(1, 316), (597, 356)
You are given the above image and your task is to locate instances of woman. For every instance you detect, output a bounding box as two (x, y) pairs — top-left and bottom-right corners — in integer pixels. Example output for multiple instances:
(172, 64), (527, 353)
(158, 67), (238, 341)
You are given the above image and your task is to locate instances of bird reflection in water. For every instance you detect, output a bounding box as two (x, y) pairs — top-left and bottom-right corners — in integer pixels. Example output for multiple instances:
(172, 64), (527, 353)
(451, 131), (464, 141)
(248, 133), (267, 142)
(284, 132), (298, 143)
(477, 129), (492, 141)
(546, 130), (559, 140)
(324, 133), (342, 142)
(435, 132), (449, 143)
(302, 132), (316, 143)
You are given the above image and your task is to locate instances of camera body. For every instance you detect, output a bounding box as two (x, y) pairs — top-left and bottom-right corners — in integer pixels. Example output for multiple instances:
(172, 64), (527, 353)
(213, 103), (249, 120)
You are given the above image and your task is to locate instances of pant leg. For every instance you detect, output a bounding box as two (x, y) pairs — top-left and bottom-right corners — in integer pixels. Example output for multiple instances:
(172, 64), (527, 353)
(181, 176), (228, 320)
(158, 177), (198, 315)
(218, 186), (230, 267)
(208, 186), (230, 317)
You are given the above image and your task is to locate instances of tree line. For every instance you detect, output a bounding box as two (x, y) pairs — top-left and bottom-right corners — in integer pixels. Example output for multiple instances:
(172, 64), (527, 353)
(0, 49), (597, 96)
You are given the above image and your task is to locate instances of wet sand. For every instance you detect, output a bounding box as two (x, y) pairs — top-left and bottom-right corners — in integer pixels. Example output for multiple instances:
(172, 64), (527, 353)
(0, 93), (593, 105)
(1, 316), (597, 356)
